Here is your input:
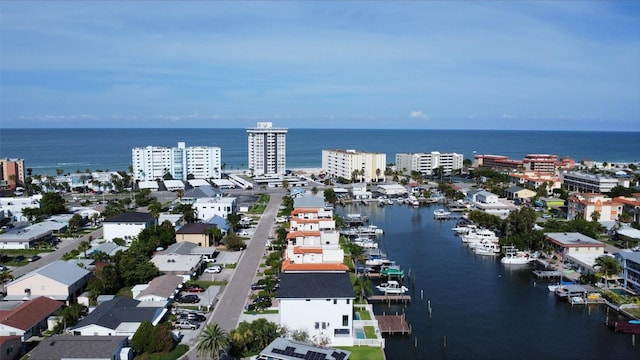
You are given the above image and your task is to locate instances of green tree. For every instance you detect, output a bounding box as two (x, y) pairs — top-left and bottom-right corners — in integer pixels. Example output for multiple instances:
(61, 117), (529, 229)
(226, 213), (240, 233)
(223, 234), (245, 251)
(68, 214), (84, 233)
(131, 321), (154, 353)
(323, 188), (337, 205)
(352, 275), (373, 303)
(591, 210), (601, 223)
(282, 180), (290, 190)
(311, 186), (318, 195)
(78, 240), (90, 258)
(149, 322), (174, 353)
(40, 192), (68, 215)
(229, 319), (282, 356)
(177, 203), (197, 224)
(595, 255), (622, 288)
(22, 207), (41, 222)
(148, 200), (162, 230)
(197, 323), (230, 360)
(135, 188), (153, 207)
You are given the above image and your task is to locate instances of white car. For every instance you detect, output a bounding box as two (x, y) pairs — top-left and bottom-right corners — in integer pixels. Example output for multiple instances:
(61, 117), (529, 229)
(204, 265), (223, 274)
(238, 231), (249, 237)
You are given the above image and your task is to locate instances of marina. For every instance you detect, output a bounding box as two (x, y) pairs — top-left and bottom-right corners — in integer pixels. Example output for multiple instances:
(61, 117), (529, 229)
(338, 201), (640, 360)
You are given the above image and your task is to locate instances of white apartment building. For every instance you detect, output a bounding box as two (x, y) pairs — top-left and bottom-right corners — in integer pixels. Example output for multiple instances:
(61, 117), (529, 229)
(247, 122), (287, 176)
(395, 152), (464, 176)
(560, 171), (623, 193)
(132, 142), (221, 181)
(192, 197), (237, 221)
(322, 149), (386, 183)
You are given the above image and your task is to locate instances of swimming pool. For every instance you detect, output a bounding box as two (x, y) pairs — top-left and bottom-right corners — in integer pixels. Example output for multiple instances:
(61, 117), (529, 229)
(355, 328), (365, 339)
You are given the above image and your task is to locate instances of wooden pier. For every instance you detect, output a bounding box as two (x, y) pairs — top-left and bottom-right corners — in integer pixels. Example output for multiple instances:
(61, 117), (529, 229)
(367, 294), (412, 303)
(376, 314), (411, 335)
(533, 270), (561, 278)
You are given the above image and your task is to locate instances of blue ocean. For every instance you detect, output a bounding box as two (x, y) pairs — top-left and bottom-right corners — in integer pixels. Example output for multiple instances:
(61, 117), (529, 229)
(1, 128), (639, 176)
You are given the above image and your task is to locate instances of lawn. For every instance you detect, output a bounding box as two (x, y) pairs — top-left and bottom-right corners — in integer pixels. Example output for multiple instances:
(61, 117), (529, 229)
(364, 326), (376, 339)
(335, 346), (385, 360)
(357, 310), (371, 320)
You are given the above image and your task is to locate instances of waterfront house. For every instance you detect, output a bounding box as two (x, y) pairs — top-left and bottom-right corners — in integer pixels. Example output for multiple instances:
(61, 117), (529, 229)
(351, 183), (372, 200)
(257, 337), (351, 360)
(102, 212), (155, 243)
(375, 184), (407, 197)
(545, 232), (606, 274)
(70, 296), (167, 338)
(282, 195), (347, 272)
(466, 190), (516, 218)
(277, 272), (355, 347)
(27, 335), (130, 360)
(614, 251), (640, 294)
(0, 296), (63, 342)
(4, 260), (91, 303)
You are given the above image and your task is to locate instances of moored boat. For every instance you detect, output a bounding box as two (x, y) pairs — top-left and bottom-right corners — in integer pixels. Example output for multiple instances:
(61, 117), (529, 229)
(433, 208), (451, 219)
(501, 246), (535, 265)
(376, 280), (409, 294)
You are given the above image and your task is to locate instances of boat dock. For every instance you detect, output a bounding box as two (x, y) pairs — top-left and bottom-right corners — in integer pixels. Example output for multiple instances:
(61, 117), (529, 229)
(376, 314), (411, 335)
(367, 294), (412, 303)
(533, 270), (561, 278)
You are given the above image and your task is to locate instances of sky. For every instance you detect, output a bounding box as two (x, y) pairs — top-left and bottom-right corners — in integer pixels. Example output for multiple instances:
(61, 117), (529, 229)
(0, 1), (639, 131)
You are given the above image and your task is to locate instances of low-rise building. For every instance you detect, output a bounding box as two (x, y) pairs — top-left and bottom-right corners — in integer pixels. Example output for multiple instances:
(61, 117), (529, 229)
(192, 197), (236, 221)
(175, 223), (218, 247)
(277, 272), (355, 347)
(615, 251), (640, 294)
(0, 296), (63, 342)
(257, 337), (351, 360)
(545, 232), (606, 274)
(504, 186), (536, 202)
(102, 212), (155, 243)
(0, 226), (53, 250)
(560, 171), (624, 193)
(4, 261), (91, 303)
(27, 335), (131, 360)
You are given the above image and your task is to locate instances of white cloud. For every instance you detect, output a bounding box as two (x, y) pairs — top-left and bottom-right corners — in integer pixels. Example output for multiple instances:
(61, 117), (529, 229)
(410, 111), (428, 120)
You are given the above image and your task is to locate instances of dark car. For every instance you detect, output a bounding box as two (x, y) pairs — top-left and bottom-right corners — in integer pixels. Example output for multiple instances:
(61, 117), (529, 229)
(185, 286), (205, 293)
(250, 283), (266, 291)
(27, 255), (41, 262)
(176, 294), (200, 304)
(13, 255), (25, 263)
(186, 312), (207, 322)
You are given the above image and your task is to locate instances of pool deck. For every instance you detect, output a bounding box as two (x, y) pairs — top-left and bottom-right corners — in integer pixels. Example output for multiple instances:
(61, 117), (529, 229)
(376, 314), (411, 335)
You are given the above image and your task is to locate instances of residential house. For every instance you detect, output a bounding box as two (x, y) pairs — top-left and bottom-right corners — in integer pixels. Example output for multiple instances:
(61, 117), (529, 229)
(0, 226), (53, 250)
(192, 197), (237, 221)
(151, 253), (204, 282)
(0, 335), (21, 360)
(615, 251), (640, 294)
(375, 184), (407, 197)
(4, 261), (91, 303)
(175, 223), (217, 247)
(545, 232), (606, 274)
(102, 212), (155, 243)
(161, 241), (218, 262)
(0, 296), (63, 341)
(257, 337), (351, 360)
(206, 215), (230, 236)
(70, 296), (167, 338)
(277, 272), (355, 347)
(27, 335), (131, 360)
(0, 196), (39, 222)
(133, 274), (184, 302)
(351, 183), (371, 200)
(567, 193), (623, 221)
(282, 195), (348, 273)
(503, 186), (536, 202)
(465, 190), (516, 218)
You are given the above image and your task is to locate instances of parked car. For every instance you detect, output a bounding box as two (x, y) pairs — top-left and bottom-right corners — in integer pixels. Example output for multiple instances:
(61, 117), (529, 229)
(13, 255), (24, 263)
(204, 265), (222, 274)
(251, 283), (266, 291)
(27, 255), (41, 262)
(174, 320), (199, 330)
(252, 297), (272, 307)
(185, 286), (206, 293)
(187, 312), (206, 322)
(176, 294), (200, 304)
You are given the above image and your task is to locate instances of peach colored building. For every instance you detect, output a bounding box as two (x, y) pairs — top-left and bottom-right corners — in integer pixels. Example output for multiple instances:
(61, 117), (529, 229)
(567, 193), (623, 221)
(614, 193), (640, 223)
(509, 171), (562, 193)
(0, 159), (24, 191)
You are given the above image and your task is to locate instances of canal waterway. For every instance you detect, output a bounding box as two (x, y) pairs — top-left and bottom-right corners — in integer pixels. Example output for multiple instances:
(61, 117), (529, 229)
(337, 202), (639, 360)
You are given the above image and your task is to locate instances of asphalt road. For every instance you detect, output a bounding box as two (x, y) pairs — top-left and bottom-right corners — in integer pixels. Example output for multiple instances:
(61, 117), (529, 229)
(179, 190), (285, 359)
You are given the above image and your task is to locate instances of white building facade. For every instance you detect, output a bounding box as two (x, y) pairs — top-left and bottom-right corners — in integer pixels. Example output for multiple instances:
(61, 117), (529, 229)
(322, 149), (386, 183)
(132, 142), (221, 181)
(192, 197), (237, 221)
(395, 152), (464, 176)
(247, 122), (287, 176)
(560, 171), (622, 193)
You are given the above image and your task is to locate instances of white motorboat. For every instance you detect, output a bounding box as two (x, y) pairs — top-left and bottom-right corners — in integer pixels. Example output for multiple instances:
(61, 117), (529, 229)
(461, 228), (499, 243)
(451, 223), (477, 235)
(352, 237), (378, 249)
(501, 251), (534, 265)
(433, 208), (451, 219)
(473, 242), (501, 256)
(375, 280), (408, 294)
(407, 195), (420, 207)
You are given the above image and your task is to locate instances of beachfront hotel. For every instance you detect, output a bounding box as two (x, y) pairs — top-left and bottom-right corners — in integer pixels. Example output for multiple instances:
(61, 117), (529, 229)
(395, 151), (464, 176)
(322, 149), (386, 183)
(0, 158), (25, 191)
(247, 122), (287, 176)
(131, 142), (221, 181)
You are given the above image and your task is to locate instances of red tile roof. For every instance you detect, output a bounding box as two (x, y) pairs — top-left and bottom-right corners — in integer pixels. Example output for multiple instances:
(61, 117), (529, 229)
(291, 209), (319, 215)
(281, 259), (349, 272)
(293, 246), (323, 254)
(0, 297), (63, 331)
(287, 231), (321, 239)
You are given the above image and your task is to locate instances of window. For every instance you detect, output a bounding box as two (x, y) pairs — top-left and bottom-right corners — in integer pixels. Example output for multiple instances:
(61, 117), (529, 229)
(333, 299), (337, 304)
(315, 322), (319, 329)
(322, 322), (326, 329)
(342, 315), (348, 326)
(346, 299), (350, 304)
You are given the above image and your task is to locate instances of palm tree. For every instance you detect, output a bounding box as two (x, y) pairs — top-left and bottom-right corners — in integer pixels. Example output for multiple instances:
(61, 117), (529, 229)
(352, 275), (373, 303)
(78, 240), (90, 258)
(197, 323), (229, 360)
(349, 244), (365, 276)
(148, 200), (162, 229)
(595, 255), (622, 289)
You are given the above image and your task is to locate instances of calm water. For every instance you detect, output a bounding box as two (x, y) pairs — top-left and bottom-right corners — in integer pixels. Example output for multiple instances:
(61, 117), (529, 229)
(338, 203), (639, 360)
(1, 128), (639, 176)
